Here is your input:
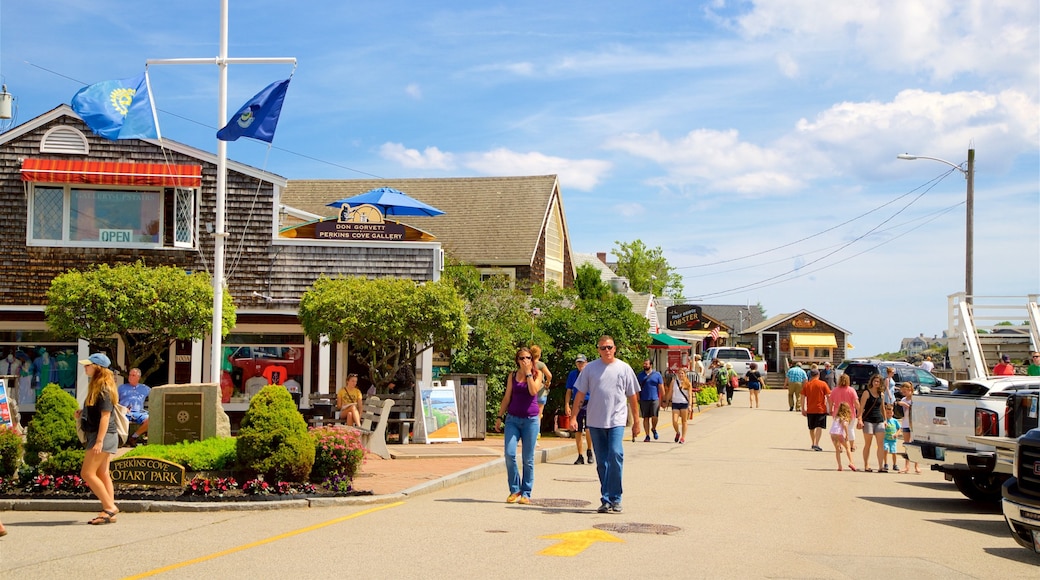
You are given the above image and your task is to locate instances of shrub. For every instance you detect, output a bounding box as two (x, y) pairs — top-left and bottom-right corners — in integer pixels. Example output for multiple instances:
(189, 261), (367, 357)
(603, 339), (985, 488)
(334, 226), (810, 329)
(0, 425), (23, 477)
(236, 386), (314, 482)
(39, 448), (85, 476)
(696, 387), (719, 407)
(25, 384), (80, 466)
(122, 437), (237, 471)
(310, 427), (364, 482)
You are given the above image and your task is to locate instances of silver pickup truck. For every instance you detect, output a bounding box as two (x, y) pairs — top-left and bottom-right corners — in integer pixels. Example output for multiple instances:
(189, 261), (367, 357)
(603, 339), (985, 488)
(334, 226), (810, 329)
(906, 376), (1040, 501)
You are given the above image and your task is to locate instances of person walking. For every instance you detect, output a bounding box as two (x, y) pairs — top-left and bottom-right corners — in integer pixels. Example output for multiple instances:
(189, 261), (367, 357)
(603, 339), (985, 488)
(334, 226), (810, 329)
(77, 353), (120, 525)
(669, 369), (693, 443)
(829, 402), (856, 471)
(709, 359), (725, 407)
(569, 335), (641, 514)
(829, 374), (859, 452)
(637, 360), (664, 441)
(801, 369), (831, 451)
(784, 362), (807, 412)
(857, 374), (887, 472)
(745, 362), (763, 408)
(820, 361), (837, 389)
(565, 354), (593, 465)
(494, 347), (543, 505)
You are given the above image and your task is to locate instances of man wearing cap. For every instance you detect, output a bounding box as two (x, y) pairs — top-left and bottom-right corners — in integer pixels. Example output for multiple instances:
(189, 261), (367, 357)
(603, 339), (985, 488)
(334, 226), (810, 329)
(993, 355), (1015, 376)
(1027, 352), (1040, 376)
(565, 354), (593, 465)
(820, 361), (837, 389)
(118, 368), (150, 446)
(784, 362), (807, 412)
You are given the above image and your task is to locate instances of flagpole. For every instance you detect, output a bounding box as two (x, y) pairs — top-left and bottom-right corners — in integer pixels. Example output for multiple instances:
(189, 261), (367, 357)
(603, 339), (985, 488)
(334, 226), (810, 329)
(146, 0), (295, 384)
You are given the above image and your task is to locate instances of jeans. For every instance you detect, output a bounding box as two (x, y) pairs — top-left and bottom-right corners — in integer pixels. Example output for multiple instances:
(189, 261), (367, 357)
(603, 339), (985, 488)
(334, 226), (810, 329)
(504, 414), (539, 497)
(589, 425), (625, 506)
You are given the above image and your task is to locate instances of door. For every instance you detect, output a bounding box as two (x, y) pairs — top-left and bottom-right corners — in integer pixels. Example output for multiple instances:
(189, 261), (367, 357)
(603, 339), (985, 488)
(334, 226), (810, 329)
(762, 333), (778, 374)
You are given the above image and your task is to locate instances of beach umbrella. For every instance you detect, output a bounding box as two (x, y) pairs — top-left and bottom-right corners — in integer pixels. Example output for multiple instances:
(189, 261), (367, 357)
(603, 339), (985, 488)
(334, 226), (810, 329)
(326, 187), (444, 217)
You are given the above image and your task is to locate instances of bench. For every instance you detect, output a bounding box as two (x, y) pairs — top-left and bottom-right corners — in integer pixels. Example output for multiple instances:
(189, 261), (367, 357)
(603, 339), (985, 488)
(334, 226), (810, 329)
(356, 396), (395, 459)
(384, 392), (417, 444)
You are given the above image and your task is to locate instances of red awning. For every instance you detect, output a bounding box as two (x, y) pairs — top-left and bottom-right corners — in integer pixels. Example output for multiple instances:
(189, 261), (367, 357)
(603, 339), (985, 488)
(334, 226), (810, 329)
(21, 159), (202, 188)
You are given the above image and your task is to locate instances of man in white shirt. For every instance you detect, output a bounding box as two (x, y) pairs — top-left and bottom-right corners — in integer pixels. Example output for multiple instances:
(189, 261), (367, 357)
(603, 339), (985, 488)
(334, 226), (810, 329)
(919, 356), (934, 372)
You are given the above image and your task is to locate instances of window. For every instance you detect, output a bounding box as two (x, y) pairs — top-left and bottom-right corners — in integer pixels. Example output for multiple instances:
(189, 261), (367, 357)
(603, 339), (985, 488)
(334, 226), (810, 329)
(812, 347), (832, 359)
(478, 268), (515, 288)
(222, 333), (305, 404)
(543, 200), (565, 289)
(27, 185), (192, 248)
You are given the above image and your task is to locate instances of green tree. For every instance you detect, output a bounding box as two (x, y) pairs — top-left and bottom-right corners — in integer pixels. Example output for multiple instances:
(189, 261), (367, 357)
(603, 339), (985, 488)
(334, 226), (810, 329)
(574, 262), (611, 301)
(45, 262), (235, 377)
(612, 240), (683, 298)
(298, 277), (468, 390)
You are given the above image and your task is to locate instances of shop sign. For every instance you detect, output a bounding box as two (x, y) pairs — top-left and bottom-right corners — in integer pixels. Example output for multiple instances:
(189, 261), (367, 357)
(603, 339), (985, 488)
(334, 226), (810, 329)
(792, 315), (817, 329)
(315, 220), (406, 241)
(666, 304), (702, 331)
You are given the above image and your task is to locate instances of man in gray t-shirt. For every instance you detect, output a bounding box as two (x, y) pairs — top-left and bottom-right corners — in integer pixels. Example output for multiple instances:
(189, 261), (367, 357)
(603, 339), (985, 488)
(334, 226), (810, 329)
(570, 335), (641, 514)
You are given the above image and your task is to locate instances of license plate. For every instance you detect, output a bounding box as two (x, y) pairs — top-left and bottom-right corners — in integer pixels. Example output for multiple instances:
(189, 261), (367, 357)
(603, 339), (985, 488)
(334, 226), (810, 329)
(1033, 529), (1040, 553)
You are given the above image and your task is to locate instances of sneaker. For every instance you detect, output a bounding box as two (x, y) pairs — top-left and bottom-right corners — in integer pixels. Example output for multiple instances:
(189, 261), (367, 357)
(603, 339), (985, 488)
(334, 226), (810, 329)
(674, 433), (680, 443)
(597, 502), (611, 513)
(574, 455), (585, 465)
(587, 451), (594, 464)
(679, 437), (685, 444)
(506, 493), (521, 504)
(517, 496), (531, 505)
(643, 435), (651, 442)
(652, 429), (659, 440)
(610, 503), (623, 513)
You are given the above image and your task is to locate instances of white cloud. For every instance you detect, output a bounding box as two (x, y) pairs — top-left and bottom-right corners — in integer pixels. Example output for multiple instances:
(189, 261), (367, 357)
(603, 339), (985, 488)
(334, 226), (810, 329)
(775, 52), (799, 78)
(379, 143), (455, 170)
(405, 83), (422, 99)
(462, 148), (611, 191)
(613, 202), (645, 218)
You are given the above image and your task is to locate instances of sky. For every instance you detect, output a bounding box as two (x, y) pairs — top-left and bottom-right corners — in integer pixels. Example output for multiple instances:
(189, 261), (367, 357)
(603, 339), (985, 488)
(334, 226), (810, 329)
(1, 1), (1037, 357)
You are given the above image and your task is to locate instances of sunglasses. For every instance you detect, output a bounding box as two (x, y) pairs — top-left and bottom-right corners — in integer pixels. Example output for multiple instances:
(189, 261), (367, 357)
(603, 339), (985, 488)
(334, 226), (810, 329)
(518, 355), (532, 360)
(597, 345), (615, 351)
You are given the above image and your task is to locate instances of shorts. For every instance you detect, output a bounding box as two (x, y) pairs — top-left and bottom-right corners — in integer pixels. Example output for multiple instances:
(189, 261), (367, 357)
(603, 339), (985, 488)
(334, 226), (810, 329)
(671, 402), (689, 411)
(862, 421), (885, 435)
(537, 387), (548, 405)
(883, 440), (898, 453)
(747, 382), (761, 390)
(573, 408), (587, 431)
(901, 427), (911, 433)
(806, 413), (827, 430)
(639, 399), (660, 418)
(85, 430), (119, 454)
(127, 410), (149, 423)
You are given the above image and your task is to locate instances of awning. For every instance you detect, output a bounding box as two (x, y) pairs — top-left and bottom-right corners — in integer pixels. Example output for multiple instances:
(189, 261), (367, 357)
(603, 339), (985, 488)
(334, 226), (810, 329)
(21, 159), (203, 187)
(649, 333), (693, 350)
(790, 333), (837, 348)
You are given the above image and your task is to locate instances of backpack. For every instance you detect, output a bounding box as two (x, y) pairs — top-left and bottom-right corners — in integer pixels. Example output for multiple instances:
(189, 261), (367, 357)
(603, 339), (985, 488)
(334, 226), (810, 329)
(715, 369), (729, 389)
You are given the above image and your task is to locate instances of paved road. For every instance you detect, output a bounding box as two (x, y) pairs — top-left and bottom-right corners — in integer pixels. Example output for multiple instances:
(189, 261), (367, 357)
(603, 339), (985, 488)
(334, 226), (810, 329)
(1, 390), (1037, 578)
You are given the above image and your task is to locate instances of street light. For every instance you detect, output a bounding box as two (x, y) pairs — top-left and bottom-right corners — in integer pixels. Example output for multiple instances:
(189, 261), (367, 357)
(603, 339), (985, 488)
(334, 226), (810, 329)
(897, 148), (975, 304)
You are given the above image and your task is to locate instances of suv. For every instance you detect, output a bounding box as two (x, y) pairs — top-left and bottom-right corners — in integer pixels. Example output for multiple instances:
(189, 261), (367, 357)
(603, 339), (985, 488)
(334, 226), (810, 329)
(841, 360), (948, 394)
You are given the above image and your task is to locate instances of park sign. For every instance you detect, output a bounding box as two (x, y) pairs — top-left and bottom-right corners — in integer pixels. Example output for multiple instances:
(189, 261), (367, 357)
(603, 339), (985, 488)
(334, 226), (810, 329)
(111, 457), (185, 486)
(666, 304), (702, 331)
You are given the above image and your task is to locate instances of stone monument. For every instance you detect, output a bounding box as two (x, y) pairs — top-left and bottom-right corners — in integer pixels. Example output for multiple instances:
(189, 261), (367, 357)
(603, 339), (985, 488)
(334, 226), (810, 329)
(148, 383), (231, 444)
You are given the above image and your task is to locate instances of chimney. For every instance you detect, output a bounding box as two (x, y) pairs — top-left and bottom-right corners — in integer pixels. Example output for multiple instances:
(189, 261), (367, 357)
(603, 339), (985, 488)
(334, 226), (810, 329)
(596, 252), (607, 264)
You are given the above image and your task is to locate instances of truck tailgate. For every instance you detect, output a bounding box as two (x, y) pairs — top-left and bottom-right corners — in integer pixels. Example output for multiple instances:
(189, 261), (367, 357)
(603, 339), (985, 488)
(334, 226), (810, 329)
(912, 394), (989, 449)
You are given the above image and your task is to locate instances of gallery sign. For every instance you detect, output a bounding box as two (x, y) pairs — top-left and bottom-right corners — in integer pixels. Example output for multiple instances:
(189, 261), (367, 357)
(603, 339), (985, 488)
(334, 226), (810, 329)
(666, 304), (703, 331)
(315, 203), (407, 241)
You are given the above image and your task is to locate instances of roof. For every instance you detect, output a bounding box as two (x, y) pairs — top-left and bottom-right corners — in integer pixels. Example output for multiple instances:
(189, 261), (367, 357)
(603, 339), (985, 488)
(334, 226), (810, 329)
(281, 175), (562, 266)
(573, 252), (616, 278)
(743, 309), (851, 335)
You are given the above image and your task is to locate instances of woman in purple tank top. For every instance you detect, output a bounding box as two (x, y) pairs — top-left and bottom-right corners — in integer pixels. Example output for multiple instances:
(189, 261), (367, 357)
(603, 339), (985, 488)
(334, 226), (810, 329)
(494, 347), (543, 504)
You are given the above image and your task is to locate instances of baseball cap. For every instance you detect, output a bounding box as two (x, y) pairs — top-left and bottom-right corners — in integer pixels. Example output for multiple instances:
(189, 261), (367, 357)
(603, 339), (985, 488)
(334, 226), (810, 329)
(78, 353), (111, 368)
(575, 354), (587, 363)
(1002, 354), (1010, 362)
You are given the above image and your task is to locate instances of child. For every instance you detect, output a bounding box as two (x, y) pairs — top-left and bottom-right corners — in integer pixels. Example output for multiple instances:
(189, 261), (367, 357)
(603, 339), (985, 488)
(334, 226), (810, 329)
(896, 383), (921, 474)
(828, 402), (856, 471)
(882, 403), (901, 473)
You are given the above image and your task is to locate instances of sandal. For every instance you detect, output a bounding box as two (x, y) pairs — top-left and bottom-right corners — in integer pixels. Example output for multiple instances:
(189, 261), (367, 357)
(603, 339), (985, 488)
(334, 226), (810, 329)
(848, 465), (857, 472)
(864, 467), (873, 472)
(88, 509), (118, 525)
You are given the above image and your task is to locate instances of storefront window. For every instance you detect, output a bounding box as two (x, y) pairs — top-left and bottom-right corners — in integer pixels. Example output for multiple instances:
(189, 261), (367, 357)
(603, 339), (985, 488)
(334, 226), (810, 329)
(221, 333), (304, 405)
(70, 189), (161, 243)
(0, 332), (81, 406)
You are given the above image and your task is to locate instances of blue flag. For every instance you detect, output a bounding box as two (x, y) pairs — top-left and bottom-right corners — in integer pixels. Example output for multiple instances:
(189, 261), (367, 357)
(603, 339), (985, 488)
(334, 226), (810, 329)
(70, 73), (158, 140)
(217, 79), (290, 142)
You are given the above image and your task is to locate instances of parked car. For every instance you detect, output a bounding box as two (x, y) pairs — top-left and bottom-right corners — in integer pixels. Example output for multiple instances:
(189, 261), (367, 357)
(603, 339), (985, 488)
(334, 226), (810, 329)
(840, 360), (947, 393)
(1001, 426), (1040, 552)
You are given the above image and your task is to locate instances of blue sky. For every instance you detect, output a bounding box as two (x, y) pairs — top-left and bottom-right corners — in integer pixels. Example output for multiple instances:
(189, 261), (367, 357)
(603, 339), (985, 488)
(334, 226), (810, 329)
(2, 1), (1037, 357)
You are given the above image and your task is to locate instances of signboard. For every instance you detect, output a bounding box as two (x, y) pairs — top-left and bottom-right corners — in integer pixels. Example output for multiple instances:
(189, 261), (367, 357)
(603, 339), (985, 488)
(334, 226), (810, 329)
(163, 392), (204, 444)
(314, 220), (406, 241)
(420, 382), (462, 443)
(111, 457), (185, 487)
(0, 378), (12, 428)
(666, 304), (703, 331)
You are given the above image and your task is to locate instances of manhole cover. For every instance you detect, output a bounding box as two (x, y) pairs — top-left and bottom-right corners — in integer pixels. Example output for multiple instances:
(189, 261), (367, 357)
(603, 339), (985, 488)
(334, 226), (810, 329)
(527, 498), (591, 508)
(594, 523), (681, 535)
(554, 477), (598, 483)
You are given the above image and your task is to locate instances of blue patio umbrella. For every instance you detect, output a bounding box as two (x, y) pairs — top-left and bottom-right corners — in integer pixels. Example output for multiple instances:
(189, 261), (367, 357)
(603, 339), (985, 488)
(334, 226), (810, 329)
(326, 187), (445, 217)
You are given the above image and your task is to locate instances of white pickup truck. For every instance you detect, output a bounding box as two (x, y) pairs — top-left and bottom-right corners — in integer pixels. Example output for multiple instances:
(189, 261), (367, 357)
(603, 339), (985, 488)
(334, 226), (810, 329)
(701, 347), (766, 384)
(905, 376), (1040, 501)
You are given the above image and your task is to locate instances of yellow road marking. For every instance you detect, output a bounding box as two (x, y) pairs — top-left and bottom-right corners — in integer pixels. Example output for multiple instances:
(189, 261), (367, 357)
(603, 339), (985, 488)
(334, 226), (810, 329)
(538, 529), (623, 556)
(123, 502), (404, 579)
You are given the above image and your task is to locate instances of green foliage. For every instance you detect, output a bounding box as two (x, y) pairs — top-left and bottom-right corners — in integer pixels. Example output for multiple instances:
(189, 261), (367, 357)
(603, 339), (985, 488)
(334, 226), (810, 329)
(0, 425), (22, 477)
(44, 261), (236, 377)
(236, 386), (315, 482)
(25, 384), (80, 466)
(39, 448), (85, 476)
(612, 239), (684, 298)
(696, 387), (719, 406)
(122, 437), (238, 471)
(574, 263), (611, 301)
(310, 427), (365, 482)
(299, 276), (468, 390)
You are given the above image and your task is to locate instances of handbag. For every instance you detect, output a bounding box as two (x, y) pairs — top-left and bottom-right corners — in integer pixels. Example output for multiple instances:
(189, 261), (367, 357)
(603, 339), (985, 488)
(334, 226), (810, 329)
(112, 402), (130, 445)
(76, 417), (87, 444)
(729, 373), (739, 389)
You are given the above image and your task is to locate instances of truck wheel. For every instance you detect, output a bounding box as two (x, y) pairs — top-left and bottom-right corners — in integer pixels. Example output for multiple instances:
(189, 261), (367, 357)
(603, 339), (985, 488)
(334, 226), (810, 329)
(952, 473), (1008, 502)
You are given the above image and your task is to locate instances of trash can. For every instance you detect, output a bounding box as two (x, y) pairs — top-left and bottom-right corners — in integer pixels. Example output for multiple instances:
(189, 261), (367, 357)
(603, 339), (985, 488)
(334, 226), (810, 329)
(442, 373), (486, 440)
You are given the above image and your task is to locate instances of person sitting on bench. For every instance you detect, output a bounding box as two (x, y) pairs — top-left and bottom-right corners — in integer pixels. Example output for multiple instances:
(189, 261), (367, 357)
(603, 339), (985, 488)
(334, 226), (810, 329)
(118, 368), (150, 446)
(337, 373), (363, 427)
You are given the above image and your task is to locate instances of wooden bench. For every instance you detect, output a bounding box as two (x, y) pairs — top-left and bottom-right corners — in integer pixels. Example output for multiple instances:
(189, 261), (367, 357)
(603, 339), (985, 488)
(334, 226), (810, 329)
(385, 391), (417, 444)
(356, 396), (395, 459)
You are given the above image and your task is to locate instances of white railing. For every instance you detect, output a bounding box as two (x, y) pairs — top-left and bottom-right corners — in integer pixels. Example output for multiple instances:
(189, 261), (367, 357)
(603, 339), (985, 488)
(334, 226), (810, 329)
(948, 293), (1037, 379)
